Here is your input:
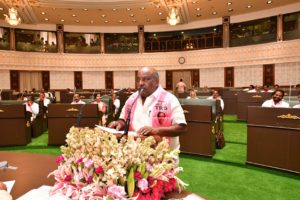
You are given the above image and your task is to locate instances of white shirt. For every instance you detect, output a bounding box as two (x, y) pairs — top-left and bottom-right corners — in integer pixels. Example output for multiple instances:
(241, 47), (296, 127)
(114, 98), (121, 115)
(293, 104), (300, 108)
(71, 100), (86, 104)
(38, 98), (51, 107)
(120, 86), (186, 150)
(25, 102), (39, 121)
(207, 96), (224, 110)
(262, 99), (290, 108)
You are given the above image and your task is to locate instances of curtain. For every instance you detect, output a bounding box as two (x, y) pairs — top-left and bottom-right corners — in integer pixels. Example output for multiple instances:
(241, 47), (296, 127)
(19, 71), (42, 92)
(172, 70), (192, 91)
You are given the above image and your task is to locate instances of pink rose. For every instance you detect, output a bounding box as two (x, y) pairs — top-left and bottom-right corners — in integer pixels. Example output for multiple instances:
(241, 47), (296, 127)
(107, 185), (126, 199)
(84, 159), (94, 168)
(138, 178), (149, 193)
(87, 176), (93, 184)
(76, 157), (83, 164)
(95, 166), (104, 174)
(55, 155), (64, 164)
(64, 174), (72, 182)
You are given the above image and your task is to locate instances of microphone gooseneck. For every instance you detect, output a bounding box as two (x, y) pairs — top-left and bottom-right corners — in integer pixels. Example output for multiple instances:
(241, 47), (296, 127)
(123, 88), (143, 135)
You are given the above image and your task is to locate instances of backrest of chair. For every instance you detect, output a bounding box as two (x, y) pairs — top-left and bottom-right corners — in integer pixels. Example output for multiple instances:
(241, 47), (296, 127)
(179, 98), (217, 114)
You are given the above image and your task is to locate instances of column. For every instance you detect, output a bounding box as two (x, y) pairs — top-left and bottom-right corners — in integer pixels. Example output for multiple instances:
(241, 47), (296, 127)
(9, 28), (15, 50)
(277, 15), (283, 41)
(56, 24), (64, 53)
(100, 33), (105, 54)
(138, 25), (144, 53)
(222, 16), (230, 48)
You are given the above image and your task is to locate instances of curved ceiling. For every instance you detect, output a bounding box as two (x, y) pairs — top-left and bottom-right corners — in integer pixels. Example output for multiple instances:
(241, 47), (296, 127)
(0, 0), (300, 26)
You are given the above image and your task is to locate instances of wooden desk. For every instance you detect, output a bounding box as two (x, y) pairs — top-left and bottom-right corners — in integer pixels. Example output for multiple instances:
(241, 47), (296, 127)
(0, 152), (204, 199)
(222, 90), (238, 115)
(237, 92), (270, 121)
(247, 107), (300, 174)
(48, 104), (99, 145)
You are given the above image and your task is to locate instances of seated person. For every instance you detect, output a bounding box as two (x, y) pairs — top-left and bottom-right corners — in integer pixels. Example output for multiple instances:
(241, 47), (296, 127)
(248, 85), (262, 93)
(24, 96), (39, 122)
(71, 93), (86, 104)
(186, 89), (198, 99)
(293, 92), (300, 108)
(40, 88), (53, 98)
(262, 90), (290, 108)
(207, 90), (224, 110)
(243, 84), (254, 92)
(0, 182), (12, 200)
(92, 94), (108, 125)
(262, 85), (274, 93)
(37, 92), (50, 107)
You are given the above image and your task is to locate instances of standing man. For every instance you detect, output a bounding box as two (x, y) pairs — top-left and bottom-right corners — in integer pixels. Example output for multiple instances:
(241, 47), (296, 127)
(175, 79), (186, 94)
(71, 93), (86, 104)
(108, 67), (187, 150)
(262, 90), (290, 108)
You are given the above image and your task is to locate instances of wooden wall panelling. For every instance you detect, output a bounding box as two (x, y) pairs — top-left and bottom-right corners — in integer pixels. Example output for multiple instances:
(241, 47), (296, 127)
(191, 69), (200, 88)
(263, 64), (275, 86)
(224, 67), (234, 87)
(105, 71), (114, 89)
(166, 70), (173, 90)
(42, 71), (50, 90)
(74, 71), (82, 90)
(10, 70), (19, 91)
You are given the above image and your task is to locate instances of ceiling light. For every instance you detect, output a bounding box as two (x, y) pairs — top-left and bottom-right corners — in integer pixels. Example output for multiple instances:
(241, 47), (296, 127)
(212, 11), (217, 15)
(4, 7), (21, 26)
(247, 5), (253, 8)
(101, 14), (106, 18)
(112, 8), (117, 11)
(140, 7), (145, 10)
(41, 12), (46, 15)
(44, 18), (49, 21)
(90, 20), (94, 24)
(83, 8), (88, 11)
(228, 8), (233, 12)
(127, 8), (131, 11)
(156, 5), (160, 8)
(0, 8), (3, 11)
(196, 8), (200, 11)
(167, 7), (180, 26)
(72, 14), (76, 17)
(119, 20), (123, 23)
(132, 19), (137, 23)
(267, 0), (272, 4)
(146, 19), (151, 22)
(75, 20), (80, 23)
(158, 12), (162, 15)
(227, 2), (232, 6)
(60, 19), (64, 22)
(130, 14), (134, 17)
(196, 14), (201, 17)
(104, 20), (109, 23)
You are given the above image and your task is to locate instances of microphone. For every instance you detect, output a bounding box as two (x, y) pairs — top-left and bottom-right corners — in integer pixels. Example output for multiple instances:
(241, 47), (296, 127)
(114, 88), (127, 94)
(76, 92), (97, 127)
(124, 88), (143, 135)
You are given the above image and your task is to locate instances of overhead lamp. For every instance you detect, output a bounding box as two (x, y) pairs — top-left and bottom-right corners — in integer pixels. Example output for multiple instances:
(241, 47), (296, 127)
(167, 7), (180, 26)
(4, 7), (21, 26)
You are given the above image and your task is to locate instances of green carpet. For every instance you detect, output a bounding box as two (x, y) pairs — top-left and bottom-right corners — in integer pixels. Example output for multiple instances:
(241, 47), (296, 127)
(1, 115), (300, 200)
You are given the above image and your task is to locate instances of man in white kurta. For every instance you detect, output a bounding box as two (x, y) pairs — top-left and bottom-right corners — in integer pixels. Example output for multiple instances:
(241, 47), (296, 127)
(262, 90), (290, 108)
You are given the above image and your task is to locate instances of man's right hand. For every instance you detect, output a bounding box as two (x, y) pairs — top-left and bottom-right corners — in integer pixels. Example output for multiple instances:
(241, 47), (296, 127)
(0, 182), (7, 191)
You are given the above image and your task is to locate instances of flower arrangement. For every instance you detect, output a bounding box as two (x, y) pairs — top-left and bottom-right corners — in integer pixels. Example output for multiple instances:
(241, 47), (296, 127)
(49, 127), (187, 200)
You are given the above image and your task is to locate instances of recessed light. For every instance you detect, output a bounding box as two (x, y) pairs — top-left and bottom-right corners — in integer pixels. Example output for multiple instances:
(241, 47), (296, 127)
(101, 14), (106, 18)
(119, 20), (123, 23)
(213, 28), (217, 31)
(228, 8), (233, 12)
(75, 20), (80, 23)
(158, 12), (163, 15)
(44, 18), (49, 21)
(192, 1), (197, 4)
(132, 19), (137, 23)
(90, 20), (94, 24)
(156, 5), (160, 8)
(83, 8), (88, 11)
(227, 2), (232, 6)
(181, 31), (184, 34)
(72, 14), (76, 17)
(140, 7), (145, 10)
(153, 33), (156, 37)
(0, 8), (3, 11)
(212, 11), (217, 15)
(41, 12), (46, 15)
(60, 19), (64, 22)
(196, 8), (200, 11)
(267, 0), (272, 4)
(247, 5), (253, 8)
(104, 20), (109, 23)
(112, 8), (117, 11)
(146, 19), (151, 22)
(127, 8), (131, 11)
(196, 14), (201, 17)
(130, 14), (134, 17)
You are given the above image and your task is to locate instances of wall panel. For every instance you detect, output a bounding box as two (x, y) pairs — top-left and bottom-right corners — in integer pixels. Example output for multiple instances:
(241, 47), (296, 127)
(275, 62), (300, 86)
(0, 70), (10, 89)
(235, 65), (263, 87)
(200, 68), (224, 87)
(82, 71), (105, 89)
(113, 71), (135, 89)
(50, 71), (74, 90)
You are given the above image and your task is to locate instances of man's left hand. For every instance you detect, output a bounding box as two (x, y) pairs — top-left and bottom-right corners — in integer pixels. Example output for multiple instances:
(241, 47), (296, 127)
(137, 126), (159, 136)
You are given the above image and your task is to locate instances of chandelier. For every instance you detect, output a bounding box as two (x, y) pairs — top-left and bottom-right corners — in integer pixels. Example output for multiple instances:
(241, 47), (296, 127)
(4, 7), (21, 26)
(167, 7), (180, 26)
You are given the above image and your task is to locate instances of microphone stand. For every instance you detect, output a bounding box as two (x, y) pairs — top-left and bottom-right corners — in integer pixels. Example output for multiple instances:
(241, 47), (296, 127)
(124, 89), (143, 135)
